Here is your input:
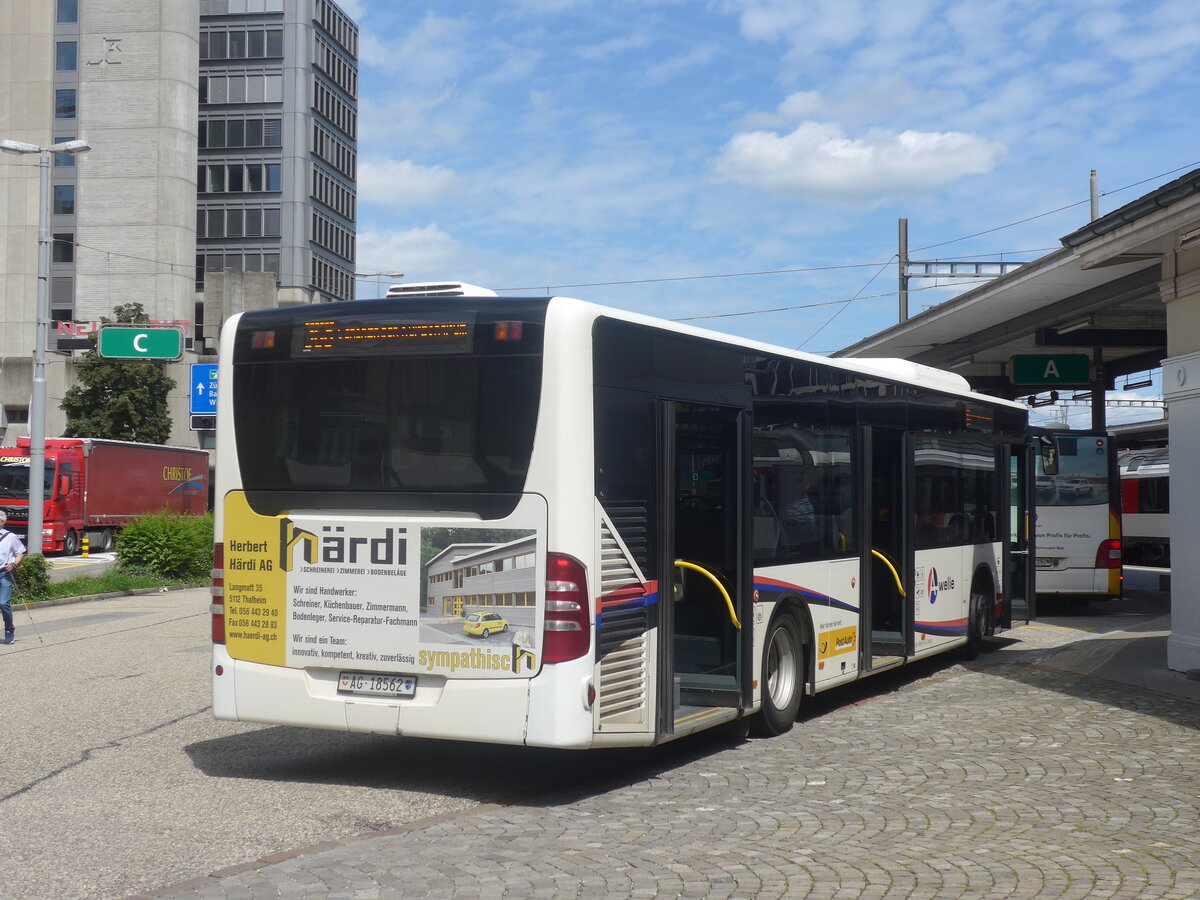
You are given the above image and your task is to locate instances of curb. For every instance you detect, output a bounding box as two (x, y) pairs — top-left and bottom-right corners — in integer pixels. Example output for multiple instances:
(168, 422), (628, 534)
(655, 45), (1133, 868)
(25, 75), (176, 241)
(29, 584), (205, 608)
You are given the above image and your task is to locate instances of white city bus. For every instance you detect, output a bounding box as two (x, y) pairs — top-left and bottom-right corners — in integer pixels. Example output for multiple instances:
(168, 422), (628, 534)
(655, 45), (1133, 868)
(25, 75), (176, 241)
(211, 289), (1035, 748)
(1032, 429), (1122, 602)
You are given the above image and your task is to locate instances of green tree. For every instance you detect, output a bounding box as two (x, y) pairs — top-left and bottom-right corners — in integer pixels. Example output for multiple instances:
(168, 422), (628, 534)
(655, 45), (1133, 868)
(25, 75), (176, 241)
(60, 303), (177, 444)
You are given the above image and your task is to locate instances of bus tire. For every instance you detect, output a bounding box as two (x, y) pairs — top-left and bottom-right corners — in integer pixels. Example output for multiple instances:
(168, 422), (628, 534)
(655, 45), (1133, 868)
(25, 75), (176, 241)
(962, 579), (992, 660)
(751, 612), (803, 736)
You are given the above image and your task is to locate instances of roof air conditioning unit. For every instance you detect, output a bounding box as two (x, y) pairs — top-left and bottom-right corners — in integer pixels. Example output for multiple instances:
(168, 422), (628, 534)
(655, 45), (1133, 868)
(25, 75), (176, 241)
(385, 282), (498, 298)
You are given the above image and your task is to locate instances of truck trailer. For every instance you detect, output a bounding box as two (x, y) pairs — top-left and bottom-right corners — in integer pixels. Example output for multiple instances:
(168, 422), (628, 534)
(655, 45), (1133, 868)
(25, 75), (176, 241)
(0, 438), (208, 555)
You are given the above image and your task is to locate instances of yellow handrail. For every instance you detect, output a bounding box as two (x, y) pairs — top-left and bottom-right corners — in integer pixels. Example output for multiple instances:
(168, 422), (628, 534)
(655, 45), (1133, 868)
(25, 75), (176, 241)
(870, 548), (907, 597)
(674, 560), (742, 630)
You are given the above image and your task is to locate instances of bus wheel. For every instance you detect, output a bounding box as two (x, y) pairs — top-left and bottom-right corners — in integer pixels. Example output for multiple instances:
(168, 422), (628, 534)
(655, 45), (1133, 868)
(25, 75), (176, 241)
(63, 529), (79, 556)
(962, 581), (992, 660)
(751, 613), (803, 736)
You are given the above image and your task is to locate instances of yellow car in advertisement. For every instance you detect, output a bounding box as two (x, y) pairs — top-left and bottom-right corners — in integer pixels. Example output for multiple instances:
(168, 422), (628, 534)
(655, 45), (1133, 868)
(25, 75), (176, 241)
(463, 612), (509, 637)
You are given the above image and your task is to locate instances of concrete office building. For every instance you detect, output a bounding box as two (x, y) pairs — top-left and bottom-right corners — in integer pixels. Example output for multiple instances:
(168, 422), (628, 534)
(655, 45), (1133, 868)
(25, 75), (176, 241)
(0, 0), (358, 448)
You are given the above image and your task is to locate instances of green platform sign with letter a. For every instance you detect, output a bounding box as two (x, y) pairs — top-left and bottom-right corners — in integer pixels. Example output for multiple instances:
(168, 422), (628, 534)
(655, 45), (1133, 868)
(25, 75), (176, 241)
(97, 325), (184, 361)
(1010, 353), (1091, 386)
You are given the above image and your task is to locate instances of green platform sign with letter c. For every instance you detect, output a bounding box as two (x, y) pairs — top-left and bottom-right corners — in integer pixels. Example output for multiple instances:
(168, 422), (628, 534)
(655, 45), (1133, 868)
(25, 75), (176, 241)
(97, 325), (184, 360)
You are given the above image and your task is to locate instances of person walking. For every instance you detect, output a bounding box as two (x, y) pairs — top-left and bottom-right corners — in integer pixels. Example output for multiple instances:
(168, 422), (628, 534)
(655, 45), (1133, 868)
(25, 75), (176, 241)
(0, 511), (28, 644)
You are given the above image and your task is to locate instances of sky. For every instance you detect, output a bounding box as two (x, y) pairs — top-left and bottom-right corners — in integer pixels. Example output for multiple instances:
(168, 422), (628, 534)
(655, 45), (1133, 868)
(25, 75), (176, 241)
(340, 0), (1200, 427)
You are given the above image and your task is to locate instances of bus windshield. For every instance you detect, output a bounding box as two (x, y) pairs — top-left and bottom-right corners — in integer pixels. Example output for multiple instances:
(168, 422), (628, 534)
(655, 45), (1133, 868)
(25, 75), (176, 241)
(231, 302), (546, 499)
(1035, 434), (1110, 506)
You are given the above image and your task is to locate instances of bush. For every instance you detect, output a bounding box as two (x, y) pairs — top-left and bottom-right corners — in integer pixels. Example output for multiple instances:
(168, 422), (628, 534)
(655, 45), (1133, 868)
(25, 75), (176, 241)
(116, 511), (214, 581)
(14, 553), (52, 605)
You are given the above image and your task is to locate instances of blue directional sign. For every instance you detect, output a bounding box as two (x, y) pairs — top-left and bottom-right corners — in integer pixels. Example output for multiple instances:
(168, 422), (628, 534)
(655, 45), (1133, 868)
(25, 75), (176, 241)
(190, 363), (219, 415)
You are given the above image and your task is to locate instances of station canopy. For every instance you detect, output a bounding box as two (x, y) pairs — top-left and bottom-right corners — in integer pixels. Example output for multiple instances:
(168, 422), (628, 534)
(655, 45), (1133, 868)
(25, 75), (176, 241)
(833, 170), (1200, 401)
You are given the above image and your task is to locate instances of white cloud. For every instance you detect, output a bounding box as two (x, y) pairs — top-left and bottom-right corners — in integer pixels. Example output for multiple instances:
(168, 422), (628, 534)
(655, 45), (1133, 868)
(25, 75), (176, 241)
(578, 31), (654, 61)
(713, 121), (1005, 206)
(731, 0), (866, 47)
(741, 91), (827, 128)
(510, 0), (586, 11)
(357, 159), (458, 208)
(387, 12), (471, 86)
(334, 0), (365, 20)
(356, 224), (463, 287)
(642, 42), (721, 83)
(480, 152), (686, 228)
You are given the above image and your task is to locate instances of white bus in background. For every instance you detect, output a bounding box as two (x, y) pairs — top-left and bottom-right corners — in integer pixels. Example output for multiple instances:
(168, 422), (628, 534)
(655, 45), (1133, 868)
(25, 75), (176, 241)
(1033, 430), (1122, 603)
(210, 285), (1037, 748)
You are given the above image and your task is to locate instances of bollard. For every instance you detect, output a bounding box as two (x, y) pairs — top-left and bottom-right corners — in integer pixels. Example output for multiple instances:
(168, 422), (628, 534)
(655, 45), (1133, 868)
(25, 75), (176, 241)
(81, 534), (89, 558)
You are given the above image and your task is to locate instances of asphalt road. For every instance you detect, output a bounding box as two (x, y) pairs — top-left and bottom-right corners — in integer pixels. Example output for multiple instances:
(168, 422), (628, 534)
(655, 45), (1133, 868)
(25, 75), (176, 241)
(0, 586), (1187, 900)
(0, 589), (717, 900)
(45, 552), (119, 583)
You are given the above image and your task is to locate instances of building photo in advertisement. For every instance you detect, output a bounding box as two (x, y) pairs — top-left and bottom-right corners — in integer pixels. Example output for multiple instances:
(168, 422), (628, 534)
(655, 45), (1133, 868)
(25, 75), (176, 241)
(420, 528), (537, 650)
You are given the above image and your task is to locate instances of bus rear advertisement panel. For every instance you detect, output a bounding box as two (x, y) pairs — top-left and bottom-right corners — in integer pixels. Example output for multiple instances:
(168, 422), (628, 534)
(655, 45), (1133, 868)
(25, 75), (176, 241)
(221, 490), (548, 679)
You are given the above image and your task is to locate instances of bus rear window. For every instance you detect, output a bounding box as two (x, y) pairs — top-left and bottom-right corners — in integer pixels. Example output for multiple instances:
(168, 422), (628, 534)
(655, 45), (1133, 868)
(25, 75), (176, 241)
(232, 352), (542, 496)
(1035, 435), (1110, 506)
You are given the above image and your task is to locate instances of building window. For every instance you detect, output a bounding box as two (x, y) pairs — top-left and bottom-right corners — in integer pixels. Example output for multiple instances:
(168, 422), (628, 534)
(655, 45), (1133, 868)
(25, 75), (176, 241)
(56, 41), (78, 71)
(56, 0), (78, 23)
(54, 137), (77, 167)
(201, 73), (283, 106)
(51, 276), (73, 303)
(199, 163), (284, 194)
(55, 89), (76, 119)
(198, 206), (282, 238)
(199, 118), (285, 150)
(52, 234), (74, 263)
(200, 27), (283, 60)
(53, 185), (75, 215)
(200, 0), (285, 15)
(3, 406), (29, 425)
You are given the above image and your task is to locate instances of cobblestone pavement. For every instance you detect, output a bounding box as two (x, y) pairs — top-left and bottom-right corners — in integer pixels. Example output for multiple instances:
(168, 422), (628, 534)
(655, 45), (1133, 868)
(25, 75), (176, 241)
(135, 622), (1200, 900)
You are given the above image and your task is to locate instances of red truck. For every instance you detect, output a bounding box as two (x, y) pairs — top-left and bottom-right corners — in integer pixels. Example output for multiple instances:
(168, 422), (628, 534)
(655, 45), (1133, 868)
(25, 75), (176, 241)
(0, 438), (209, 555)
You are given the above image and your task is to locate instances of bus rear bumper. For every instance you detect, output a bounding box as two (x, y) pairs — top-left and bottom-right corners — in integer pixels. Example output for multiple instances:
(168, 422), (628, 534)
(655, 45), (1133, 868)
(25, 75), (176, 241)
(212, 646), (532, 745)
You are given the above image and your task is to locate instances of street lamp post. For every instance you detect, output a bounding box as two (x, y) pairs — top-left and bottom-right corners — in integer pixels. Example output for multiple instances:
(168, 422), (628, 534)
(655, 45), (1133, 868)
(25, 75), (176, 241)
(1, 138), (90, 554)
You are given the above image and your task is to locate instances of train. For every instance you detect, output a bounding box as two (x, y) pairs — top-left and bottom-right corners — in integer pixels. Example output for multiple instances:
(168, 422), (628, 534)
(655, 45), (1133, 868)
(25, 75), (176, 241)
(1118, 446), (1169, 568)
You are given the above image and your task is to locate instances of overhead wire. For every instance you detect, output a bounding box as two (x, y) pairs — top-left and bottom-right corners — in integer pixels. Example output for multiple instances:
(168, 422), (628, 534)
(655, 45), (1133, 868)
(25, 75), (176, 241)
(794, 255), (895, 350)
(31, 159), (1200, 315)
(671, 277), (992, 322)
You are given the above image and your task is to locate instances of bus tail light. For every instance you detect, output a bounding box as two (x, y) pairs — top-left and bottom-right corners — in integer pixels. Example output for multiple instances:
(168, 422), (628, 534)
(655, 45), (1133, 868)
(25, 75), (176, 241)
(211, 542), (226, 644)
(543, 553), (590, 663)
(1096, 539), (1122, 569)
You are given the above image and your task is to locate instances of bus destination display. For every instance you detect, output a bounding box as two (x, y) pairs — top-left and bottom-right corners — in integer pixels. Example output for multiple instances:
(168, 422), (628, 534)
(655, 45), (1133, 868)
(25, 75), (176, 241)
(293, 317), (473, 356)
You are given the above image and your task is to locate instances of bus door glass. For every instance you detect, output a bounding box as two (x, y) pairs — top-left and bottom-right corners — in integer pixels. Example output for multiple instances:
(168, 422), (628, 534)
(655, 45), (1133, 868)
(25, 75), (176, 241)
(1008, 442), (1035, 622)
(865, 427), (910, 666)
(660, 402), (749, 735)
